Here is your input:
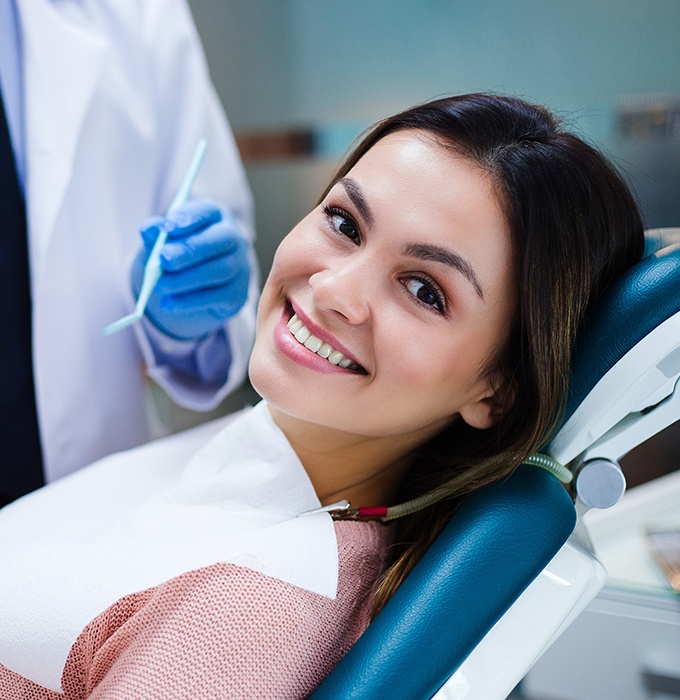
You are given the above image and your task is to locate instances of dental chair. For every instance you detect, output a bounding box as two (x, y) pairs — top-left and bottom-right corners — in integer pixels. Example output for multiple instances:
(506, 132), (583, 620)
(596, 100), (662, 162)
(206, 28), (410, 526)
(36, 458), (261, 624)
(311, 228), (680, 700)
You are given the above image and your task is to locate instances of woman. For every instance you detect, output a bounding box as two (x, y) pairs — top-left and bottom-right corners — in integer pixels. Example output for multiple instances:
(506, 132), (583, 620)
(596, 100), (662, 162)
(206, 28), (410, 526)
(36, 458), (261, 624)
(0, 93), (643, 699)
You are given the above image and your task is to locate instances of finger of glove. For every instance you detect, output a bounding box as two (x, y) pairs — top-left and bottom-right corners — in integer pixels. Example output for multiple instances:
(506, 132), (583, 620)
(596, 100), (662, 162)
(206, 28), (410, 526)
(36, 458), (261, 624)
(153, 253), (250, 297)
(160, 221), (246, 273)
(145, 266), (249, 339)
(139, 216), (168, 254)
(163, 198), (223, 240)
(139, 199), (222, 251)
(162, 276), (249, 316)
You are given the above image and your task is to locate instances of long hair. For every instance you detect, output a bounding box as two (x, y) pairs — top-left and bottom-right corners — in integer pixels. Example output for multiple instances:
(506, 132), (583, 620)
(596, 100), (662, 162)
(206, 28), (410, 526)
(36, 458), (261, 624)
(321, 93), (645, 615)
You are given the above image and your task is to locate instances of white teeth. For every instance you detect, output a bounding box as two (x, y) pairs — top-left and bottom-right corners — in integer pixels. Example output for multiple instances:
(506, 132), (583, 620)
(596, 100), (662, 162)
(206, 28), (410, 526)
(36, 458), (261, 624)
(287, 313), (360, 371)
(327, 351), (344, 365)
(294, 326), (310, 343)
(317, 343), (333, 359)
(288, 318), (303, 334)
(303, 335), (323, 352)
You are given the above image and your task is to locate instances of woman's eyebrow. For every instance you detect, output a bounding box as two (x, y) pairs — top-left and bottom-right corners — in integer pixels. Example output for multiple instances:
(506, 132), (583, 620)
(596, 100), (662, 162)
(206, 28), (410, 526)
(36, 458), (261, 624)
(403, 243), (484, 299)
(336, 176), (483, 299)
(338, 177), (374, 227)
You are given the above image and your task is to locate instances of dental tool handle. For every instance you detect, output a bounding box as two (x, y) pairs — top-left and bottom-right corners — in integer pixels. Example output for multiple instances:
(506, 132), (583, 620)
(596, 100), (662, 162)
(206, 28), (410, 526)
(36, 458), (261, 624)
(165, 138), (207, 215)
(132, 228), (167, 316)
(103, 139), (208, 336)
(133, 138), (208, 315)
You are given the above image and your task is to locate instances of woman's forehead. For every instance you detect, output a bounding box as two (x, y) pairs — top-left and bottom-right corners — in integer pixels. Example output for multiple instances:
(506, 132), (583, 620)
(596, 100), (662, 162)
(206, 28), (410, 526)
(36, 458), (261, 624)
(340, 132), (502, 227)
(328, 131), (515, 305)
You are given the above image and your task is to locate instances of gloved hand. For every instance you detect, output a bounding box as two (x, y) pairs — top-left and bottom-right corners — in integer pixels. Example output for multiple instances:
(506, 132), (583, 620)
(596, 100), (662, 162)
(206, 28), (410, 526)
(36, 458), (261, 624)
(131, 199), (251, 340)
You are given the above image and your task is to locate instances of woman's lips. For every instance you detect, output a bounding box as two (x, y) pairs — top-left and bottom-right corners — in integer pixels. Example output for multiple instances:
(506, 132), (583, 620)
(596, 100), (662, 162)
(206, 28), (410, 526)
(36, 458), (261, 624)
(273, 303), (366, 374)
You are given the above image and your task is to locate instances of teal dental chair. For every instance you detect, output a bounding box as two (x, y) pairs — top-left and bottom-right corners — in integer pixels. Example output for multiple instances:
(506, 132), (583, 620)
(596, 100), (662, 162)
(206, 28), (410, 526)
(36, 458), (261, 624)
(311, 229), (680, 700)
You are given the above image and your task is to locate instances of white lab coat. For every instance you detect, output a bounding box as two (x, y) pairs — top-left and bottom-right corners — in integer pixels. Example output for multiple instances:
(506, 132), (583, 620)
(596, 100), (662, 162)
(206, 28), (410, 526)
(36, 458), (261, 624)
(15, 0), (258, 483)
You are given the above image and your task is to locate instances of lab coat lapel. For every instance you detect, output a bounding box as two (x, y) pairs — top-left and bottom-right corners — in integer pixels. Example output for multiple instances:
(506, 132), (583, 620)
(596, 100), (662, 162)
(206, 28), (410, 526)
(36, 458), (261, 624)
(18, 0), (107, 285)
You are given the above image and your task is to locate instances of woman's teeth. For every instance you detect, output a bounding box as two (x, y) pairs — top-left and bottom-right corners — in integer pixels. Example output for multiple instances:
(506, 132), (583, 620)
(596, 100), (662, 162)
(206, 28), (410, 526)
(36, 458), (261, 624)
(287, 314), (361, 370)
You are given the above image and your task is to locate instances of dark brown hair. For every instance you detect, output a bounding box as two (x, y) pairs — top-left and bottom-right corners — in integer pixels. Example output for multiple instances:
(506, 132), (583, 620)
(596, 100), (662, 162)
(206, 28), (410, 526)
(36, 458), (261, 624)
(321, 93), (644, 614)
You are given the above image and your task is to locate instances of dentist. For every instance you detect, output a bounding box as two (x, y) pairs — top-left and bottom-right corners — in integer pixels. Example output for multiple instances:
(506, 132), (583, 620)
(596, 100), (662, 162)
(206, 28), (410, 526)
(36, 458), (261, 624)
(0, 0), (258, 504)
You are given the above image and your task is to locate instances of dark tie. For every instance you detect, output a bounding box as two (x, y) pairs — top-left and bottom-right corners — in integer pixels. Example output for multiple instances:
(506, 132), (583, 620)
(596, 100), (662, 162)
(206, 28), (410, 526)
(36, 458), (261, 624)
(0, 87), (44, 506)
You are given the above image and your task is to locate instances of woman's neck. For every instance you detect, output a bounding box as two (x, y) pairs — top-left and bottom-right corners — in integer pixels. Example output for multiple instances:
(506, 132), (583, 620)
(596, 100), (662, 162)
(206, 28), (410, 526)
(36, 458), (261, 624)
(267, 404), (439, 508)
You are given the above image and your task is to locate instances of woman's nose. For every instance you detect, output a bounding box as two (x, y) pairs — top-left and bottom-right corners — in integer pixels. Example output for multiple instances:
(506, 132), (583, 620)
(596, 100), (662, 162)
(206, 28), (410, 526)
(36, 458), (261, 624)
(309, 259), (374, 325)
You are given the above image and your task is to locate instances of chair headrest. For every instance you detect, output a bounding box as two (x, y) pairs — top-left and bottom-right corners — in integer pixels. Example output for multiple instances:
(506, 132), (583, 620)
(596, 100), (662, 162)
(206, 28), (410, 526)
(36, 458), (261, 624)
(644, 227), (680, 255)
(564, 231), (680, 425)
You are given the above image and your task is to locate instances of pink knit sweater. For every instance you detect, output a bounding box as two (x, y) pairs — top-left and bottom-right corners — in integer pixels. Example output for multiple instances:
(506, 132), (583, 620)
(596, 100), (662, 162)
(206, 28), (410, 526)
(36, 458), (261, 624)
(0, 520), (393, 699)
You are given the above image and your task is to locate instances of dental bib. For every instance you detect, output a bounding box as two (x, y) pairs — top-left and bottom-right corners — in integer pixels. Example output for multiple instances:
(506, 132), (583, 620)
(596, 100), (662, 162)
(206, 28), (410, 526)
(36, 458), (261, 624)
(0, 401), (337, 692)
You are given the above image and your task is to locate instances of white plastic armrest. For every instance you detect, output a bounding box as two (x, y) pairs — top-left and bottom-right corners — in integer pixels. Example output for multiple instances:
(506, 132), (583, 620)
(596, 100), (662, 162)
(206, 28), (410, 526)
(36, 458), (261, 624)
(432, 529), (606, 700)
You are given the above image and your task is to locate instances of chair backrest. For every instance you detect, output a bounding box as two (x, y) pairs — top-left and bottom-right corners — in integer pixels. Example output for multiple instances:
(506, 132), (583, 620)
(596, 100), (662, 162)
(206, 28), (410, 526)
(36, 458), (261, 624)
(311, 231), (680, 700)
(311, 467), (575, 700)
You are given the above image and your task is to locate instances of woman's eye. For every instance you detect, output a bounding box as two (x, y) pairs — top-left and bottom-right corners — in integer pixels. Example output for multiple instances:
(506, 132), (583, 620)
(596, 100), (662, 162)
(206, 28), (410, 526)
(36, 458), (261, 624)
(404, 278), (446, 314)
(324, 206), (360, 243)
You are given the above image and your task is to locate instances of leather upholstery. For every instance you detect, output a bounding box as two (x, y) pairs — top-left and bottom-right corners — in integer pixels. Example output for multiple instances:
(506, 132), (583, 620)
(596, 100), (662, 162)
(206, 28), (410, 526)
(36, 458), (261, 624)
(567, 242), (680, 420)
(311, 467), (575, 699)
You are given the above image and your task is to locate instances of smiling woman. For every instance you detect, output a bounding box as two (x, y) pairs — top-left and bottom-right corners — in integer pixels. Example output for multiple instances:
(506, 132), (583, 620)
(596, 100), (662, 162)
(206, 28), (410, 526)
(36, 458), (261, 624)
(0, 93), (644, 699)
(249, 128), (517, 511)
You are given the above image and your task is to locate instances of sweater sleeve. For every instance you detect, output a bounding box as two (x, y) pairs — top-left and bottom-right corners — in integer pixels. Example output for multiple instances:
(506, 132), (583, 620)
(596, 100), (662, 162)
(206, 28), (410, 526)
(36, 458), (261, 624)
(0, 668), (63, 700)
(57, 520), (393, 700)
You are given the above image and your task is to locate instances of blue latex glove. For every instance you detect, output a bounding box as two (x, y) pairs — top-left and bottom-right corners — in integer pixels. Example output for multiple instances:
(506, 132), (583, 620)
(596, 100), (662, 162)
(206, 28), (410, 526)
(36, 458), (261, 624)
(131, 199), (250, 341)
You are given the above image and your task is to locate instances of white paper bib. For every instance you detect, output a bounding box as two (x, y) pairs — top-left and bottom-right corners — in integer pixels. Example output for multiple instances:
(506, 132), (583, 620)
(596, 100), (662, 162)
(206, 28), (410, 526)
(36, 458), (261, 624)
(0, 402), (337, 692)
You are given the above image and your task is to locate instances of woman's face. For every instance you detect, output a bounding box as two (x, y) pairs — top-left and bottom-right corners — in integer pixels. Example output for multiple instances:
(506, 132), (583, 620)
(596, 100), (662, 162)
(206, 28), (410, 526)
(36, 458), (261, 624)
(250, 130), (516, 445)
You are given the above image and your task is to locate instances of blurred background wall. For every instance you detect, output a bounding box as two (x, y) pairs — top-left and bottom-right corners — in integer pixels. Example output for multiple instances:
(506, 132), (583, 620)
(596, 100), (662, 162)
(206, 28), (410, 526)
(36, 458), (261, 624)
(187, 0), (680, 279)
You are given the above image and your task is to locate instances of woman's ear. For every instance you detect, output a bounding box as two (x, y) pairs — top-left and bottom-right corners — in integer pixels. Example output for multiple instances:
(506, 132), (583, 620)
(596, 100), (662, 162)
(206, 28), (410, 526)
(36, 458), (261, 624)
(459, 373), (516, 430)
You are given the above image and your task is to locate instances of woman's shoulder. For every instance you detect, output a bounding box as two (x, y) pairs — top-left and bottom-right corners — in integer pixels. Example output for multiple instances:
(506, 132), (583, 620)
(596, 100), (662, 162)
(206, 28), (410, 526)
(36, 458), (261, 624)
(64, 529), (393, 699)
(334, 519), (395, 568)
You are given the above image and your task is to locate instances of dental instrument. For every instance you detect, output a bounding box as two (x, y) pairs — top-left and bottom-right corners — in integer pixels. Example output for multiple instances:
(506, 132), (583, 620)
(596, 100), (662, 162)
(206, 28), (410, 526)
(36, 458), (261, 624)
(103, 138), (208, 336)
